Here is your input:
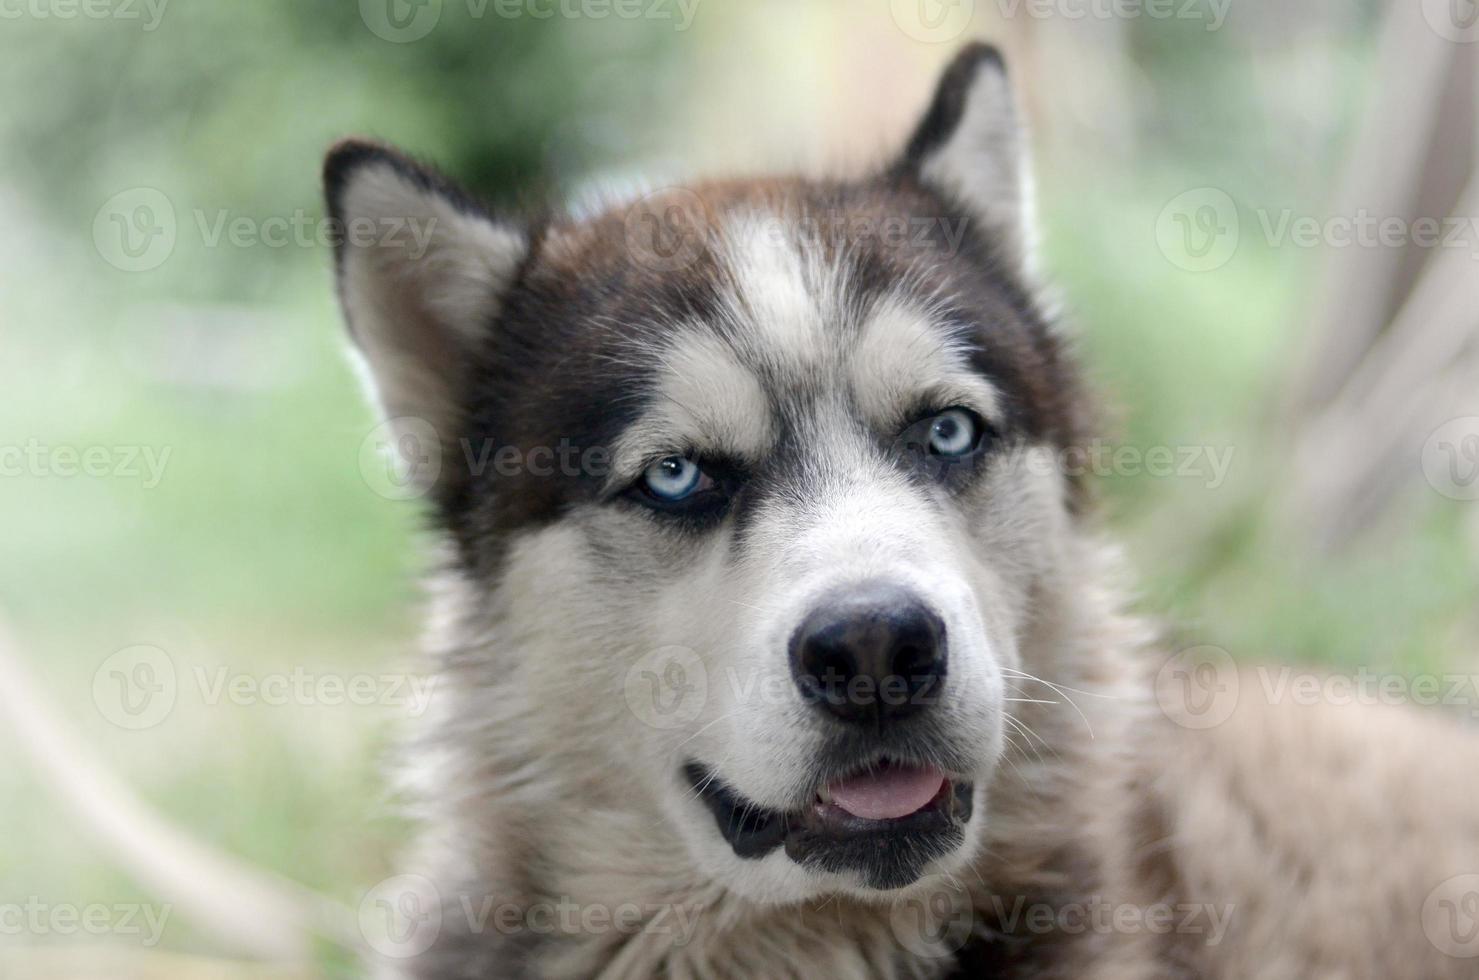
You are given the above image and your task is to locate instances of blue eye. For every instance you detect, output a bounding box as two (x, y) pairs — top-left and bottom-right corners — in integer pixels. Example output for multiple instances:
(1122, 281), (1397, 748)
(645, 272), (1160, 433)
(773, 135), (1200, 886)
(642, 456), (704, 501)
(927, 408), (979, 457)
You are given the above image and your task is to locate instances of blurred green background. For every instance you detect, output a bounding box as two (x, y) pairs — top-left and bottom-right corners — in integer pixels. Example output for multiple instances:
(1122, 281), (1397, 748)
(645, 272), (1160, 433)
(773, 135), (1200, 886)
(1, 0), (1475, 975)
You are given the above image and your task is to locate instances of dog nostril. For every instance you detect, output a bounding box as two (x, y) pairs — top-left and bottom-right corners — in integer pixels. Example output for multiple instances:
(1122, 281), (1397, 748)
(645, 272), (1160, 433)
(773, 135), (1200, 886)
(893, 644), (931, 677)
(818, 651), (854, 686)
(789, 583), (947, 728)
(797, 645), (856, 703)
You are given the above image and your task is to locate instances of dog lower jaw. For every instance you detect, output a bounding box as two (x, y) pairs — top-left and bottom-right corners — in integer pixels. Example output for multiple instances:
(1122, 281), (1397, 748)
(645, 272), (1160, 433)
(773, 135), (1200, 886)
(682, 762), (976, 891)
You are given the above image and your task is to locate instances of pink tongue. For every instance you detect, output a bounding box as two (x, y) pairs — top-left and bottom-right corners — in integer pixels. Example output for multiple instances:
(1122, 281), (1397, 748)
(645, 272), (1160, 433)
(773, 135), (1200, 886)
(826, 766), (946, 821)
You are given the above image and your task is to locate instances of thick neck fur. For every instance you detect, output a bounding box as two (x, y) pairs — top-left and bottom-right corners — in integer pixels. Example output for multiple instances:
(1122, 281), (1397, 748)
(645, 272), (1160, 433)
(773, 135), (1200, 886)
(391, 530), (1157, 980)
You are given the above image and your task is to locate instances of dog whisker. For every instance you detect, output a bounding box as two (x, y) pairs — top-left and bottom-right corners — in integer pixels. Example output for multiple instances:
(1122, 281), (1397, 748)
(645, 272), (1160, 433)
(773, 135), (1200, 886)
(1000, 667), (1119, 699)
(1003, 714), (1056, 763)
(999, 668), (1098, 738)
(675, 710), (739, 751)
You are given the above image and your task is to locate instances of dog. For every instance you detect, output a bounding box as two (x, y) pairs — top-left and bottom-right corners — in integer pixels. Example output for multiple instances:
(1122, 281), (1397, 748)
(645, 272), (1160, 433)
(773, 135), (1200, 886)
(324, 44), (1479, 979)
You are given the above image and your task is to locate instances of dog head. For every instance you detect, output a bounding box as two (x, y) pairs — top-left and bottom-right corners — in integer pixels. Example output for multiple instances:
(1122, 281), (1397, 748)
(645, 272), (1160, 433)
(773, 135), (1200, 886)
(327, 44), (1089, 904)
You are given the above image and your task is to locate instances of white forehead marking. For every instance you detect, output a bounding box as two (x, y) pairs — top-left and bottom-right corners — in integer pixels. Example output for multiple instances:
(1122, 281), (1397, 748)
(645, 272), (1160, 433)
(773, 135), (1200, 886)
(608, 328), (774, 487)
(713, 210), (840, 373)
(850, 295), (1002, 425)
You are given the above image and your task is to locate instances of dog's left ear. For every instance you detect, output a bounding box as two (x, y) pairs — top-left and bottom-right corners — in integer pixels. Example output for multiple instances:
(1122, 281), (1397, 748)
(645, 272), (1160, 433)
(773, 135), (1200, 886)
(898, 43), (1036, 265)
(323, 139), (527, 437)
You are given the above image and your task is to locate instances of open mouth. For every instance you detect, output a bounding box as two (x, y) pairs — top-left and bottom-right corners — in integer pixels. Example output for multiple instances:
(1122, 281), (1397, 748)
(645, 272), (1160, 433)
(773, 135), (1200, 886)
(684, 759), (974, 890)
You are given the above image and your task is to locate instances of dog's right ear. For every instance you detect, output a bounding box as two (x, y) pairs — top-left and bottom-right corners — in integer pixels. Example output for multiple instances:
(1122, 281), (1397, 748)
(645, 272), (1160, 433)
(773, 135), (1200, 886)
(897, 43), (1036, 270)
(323, 140), (527, 434)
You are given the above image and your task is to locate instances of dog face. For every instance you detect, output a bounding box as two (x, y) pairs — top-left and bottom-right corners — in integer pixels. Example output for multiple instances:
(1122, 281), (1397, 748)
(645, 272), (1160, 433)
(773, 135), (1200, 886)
(328, 46), (1087, 904)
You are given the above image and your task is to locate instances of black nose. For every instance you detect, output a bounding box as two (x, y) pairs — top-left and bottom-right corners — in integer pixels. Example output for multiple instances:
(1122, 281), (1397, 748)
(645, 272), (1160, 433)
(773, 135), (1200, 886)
(789, 584), (947, 727)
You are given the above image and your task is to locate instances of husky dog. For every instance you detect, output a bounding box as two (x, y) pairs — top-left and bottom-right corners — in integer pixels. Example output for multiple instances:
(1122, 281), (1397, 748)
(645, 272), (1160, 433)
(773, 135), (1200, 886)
(325, 45), (1479, 979)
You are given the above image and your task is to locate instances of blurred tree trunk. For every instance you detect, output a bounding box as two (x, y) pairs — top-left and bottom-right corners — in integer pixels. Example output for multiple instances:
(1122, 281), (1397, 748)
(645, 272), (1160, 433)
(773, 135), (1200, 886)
(1280, 2), (1478, 552)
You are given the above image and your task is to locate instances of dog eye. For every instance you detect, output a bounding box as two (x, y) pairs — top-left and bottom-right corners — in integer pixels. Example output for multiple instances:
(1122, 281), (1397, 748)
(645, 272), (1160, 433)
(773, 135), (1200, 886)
(896, 407), (991, 475)
(927, 408), (980, 457)
(639, 456), (712, 503)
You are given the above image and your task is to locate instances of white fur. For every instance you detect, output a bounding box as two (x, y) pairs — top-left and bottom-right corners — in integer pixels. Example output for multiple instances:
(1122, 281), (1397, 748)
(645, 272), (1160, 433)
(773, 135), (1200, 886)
(608, 329), (776, 489)
(850, 295), (1004, 427)
(712, 210), (842, 376)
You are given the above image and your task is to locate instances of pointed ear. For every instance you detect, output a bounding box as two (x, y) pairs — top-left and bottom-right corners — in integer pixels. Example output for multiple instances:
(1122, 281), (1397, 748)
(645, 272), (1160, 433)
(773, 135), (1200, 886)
(898, 44), (1037, 266)
(323, 140), (527, 434)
